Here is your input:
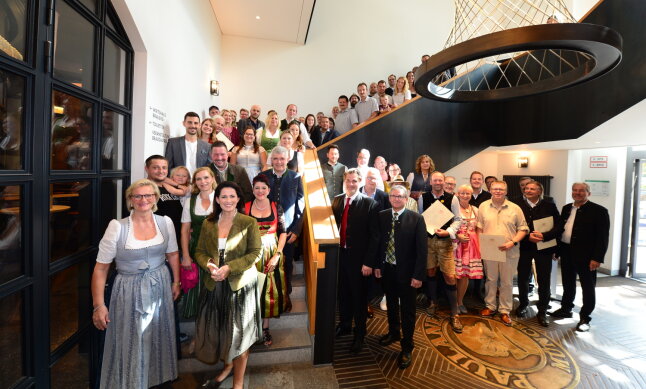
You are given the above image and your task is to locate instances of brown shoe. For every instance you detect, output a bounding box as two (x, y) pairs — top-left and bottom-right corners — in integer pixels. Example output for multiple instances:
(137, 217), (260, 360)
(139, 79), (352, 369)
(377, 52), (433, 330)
(500, 313), (512, 326)
(367, 305), (374, 319)
(480, 308), (495, 317)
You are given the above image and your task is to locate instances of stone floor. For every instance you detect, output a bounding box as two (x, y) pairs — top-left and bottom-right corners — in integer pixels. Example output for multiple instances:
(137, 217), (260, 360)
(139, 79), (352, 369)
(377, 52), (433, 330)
(170, 276), (646, 388)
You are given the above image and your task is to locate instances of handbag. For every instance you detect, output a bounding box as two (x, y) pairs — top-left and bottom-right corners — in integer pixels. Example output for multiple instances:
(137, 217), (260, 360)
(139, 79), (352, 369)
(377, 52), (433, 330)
(180, 262), (199, 294)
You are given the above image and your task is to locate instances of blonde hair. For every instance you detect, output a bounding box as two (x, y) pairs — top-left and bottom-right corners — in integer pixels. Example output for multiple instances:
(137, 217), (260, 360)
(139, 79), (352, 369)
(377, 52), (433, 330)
(191, 167), (217, 195)
(265, 111), (279, 128)
(395, 76), (409, 94)
(125, 179), (160, 212)
(170, 166), (190, 182)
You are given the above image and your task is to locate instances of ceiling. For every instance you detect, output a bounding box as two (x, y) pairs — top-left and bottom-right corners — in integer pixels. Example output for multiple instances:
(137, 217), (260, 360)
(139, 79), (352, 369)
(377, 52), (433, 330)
(209, 0), (315, 44)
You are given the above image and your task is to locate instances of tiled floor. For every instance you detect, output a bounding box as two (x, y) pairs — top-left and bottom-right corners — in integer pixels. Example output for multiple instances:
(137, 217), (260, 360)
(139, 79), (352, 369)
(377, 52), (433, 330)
(332, 276), (646, 389)
(171, 276), (646, 388)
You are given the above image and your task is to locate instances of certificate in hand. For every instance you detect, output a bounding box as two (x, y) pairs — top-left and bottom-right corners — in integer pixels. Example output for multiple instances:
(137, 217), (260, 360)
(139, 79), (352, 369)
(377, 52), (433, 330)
(422, 200), (454, 235)
(533, 216), (557, 250)
(215, 132), (234, 151)
(479, 234), (507, 262)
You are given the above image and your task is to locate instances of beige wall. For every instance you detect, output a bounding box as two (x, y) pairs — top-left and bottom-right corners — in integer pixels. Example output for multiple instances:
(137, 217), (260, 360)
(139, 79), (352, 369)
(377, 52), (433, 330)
(220, 0), (454, 117)
(114, 0), (223, 179)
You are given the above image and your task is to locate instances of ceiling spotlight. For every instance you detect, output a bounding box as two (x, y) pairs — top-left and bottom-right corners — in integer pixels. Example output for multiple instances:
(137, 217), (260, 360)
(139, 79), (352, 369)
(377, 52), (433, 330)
(255, 15), (260, 20)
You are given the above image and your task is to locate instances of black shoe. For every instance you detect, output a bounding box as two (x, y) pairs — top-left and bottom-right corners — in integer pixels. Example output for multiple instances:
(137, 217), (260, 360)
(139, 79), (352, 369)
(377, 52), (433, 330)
(549, 308), (573, 318)
(350, 337), (364, 354)
(537, 311), (549, 327)
(398, 351), (412, 369)
(179, 332), (190, 343)
(335, 326), (352, 338)
(576, 318), (591, 332)
(515, 304), (528, 317)
(202, 370), (233, 388)
(379, 333), (401, 346)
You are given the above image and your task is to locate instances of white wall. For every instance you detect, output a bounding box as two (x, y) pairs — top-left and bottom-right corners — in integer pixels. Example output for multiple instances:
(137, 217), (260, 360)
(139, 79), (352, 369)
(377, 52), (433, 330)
(444, 150), (498, 186)
(220, 0), (454, 117)
(567, 147), (627, 274)
(113, 0), (223, 179)
(496, 150), (570, 209)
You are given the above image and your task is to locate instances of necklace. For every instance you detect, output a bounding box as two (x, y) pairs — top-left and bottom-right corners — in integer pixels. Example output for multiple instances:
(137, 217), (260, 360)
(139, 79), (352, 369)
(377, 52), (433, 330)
(460, 203), (472, 217)
(253, 200), (269, 211)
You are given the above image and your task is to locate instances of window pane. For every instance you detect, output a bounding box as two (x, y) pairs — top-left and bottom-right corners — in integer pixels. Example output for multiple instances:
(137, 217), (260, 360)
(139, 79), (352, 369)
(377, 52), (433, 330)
(100, 178), (123, 231)
(51, 91), (93, 170)
(0, 291), (25, 388)
(50, 261), (91, 351)
(103, 38), (126, 105)
(0, 69), (25, 170)
(53, 0), (95, 90)
(0, 185), (23, 284)
(50, 343), (89, 388)
(49, 181), (92, 262)
(0, 0), (28, 61)
(77, 0), (96, 14)
(101, 110), (124, 170)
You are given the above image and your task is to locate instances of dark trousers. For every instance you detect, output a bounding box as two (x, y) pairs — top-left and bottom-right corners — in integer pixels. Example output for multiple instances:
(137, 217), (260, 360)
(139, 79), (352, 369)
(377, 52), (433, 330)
(338, 249), (368, 337)
(382, 264), (417, 353)
(284, 242), (295, 294)
(560, 244), (597, 321)
(518, 249), (553, 312)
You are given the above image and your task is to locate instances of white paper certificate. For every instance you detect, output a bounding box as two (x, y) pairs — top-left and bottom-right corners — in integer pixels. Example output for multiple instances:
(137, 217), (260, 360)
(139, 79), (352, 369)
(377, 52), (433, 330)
(215, 132), (234, 151)
(479, 234), (507, 262)
(422, 200), (454, 235)
(533, 216), (557, 250)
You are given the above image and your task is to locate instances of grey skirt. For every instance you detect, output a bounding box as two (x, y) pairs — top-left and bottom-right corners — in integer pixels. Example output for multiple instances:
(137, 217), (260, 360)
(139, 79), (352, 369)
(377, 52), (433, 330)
(194, 278), (262, 364)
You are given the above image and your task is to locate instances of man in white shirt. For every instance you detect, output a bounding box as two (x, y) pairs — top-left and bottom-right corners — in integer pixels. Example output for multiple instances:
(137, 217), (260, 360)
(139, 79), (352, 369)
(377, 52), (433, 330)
(280, 104), (314, 148)
(335, 95), (359, 135)
(355, 83), (379, 124)
(164, 112), (211, 174)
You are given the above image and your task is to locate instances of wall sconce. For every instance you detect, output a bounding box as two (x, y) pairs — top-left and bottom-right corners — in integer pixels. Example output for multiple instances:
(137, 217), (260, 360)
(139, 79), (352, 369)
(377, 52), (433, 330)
(210, 80), (219, 96)
(517, 156), (529, 168)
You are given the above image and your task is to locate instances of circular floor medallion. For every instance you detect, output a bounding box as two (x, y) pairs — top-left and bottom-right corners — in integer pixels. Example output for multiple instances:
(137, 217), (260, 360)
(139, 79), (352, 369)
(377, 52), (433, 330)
(424, 315), (580, 388)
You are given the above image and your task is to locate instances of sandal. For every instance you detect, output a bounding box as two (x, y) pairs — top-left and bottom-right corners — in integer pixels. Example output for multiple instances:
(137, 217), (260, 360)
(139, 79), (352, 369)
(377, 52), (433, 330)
(262, 327), (273, 347)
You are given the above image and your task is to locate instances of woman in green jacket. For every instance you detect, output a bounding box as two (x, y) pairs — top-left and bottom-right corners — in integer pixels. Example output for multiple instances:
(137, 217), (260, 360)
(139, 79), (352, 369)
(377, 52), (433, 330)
(194, 181), (262, 389)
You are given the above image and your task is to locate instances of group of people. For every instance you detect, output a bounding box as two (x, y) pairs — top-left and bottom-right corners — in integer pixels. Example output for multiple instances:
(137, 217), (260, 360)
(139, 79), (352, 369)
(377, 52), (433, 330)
(323, 147), (610, 370)
(89, 100), (610, 387)
(91, 109), (307, 388)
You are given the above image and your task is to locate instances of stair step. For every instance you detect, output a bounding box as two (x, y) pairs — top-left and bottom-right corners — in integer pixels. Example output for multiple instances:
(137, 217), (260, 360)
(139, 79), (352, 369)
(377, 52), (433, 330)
(291, 274), (306, 299)
(293, 260), (303, 276)
(179, 326), (312, 372)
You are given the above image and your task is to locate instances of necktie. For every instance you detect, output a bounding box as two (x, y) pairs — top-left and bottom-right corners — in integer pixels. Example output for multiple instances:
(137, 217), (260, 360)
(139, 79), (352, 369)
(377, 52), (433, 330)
(385, 212), (398, 264)
(339, 197), (351, 248)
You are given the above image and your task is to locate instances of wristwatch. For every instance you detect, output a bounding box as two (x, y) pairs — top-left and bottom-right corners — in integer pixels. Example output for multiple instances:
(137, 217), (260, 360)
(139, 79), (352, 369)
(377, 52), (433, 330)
(512, 241), (518, 246)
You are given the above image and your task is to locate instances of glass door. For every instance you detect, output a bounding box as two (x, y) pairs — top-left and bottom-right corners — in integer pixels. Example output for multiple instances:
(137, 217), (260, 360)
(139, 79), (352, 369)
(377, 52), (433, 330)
(630, 160), (646, 278)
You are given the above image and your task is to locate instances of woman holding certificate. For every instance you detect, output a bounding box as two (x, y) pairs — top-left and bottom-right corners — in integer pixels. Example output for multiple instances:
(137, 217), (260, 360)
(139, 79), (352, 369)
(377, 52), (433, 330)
(516, 180), (560, 327)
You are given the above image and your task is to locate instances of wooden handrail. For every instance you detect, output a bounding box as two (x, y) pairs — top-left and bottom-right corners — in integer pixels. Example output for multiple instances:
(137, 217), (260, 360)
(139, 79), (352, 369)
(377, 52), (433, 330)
(317, 96), (421, 149)
(301, 147), (339, 335)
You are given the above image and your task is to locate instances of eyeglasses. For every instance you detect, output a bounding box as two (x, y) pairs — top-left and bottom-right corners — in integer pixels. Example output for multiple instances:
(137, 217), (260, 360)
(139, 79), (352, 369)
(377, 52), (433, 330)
(131, 194), (156, 200)
(389, 195), (407, 199)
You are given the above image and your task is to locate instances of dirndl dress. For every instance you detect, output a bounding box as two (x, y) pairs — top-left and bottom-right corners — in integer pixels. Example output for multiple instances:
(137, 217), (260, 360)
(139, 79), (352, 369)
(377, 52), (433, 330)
(182, 194), (209, 318)
(453, 208), (484, 279)
(244, 201), (287, 318)
(194, 237), (262, 364)
(100, 215), (178, 389)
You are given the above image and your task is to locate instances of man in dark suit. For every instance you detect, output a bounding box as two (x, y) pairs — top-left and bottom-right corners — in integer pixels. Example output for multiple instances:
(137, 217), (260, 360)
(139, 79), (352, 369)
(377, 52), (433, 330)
(517, 181), (561, 327)
(310, 116), (340, 147)
(374, 185), (427, 369)
(164, 112), (211, 172)
(360, 168), (389, 211)
(207, 141), (253, 203)
(236, 105), (264, 137)
(332, 168), (379, 354)
(550, 182), (609, 332)
(469, 171), (492, 207)
(259, 146), (304, 310)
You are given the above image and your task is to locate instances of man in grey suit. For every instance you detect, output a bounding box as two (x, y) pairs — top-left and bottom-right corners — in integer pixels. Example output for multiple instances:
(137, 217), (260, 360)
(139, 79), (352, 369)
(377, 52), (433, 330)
(208, 141), (253, 203)
(164, 111), (211, 174)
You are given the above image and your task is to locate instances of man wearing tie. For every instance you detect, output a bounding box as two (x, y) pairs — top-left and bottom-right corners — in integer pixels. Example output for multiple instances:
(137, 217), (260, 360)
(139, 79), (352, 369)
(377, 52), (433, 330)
(332, 168), (379, 354)
(375, 185), (427, 369)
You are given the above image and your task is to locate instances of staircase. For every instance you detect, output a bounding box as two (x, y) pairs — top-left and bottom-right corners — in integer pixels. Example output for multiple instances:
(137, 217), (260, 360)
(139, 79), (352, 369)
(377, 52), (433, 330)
(178, 260), (312, 373)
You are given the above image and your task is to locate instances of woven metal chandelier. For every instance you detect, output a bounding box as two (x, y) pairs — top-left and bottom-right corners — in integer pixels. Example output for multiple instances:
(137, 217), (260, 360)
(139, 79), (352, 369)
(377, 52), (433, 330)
(415, 0), (622, 102)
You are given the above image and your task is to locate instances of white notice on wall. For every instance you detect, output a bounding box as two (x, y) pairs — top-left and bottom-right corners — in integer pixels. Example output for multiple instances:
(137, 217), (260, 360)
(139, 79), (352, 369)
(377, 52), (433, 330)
(585, 180), (610, 197)
(148, 106), (169, 145)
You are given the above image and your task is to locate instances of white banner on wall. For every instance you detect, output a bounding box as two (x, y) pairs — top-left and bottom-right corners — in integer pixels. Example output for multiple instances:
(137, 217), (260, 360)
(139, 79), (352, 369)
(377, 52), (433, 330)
(585, 180), (610, 197)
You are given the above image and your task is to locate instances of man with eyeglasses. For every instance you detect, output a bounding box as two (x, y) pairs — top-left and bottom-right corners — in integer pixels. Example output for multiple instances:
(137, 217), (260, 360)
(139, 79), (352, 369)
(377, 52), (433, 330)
(375, 185), (427, 370)
(477, 181), (528, 327)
